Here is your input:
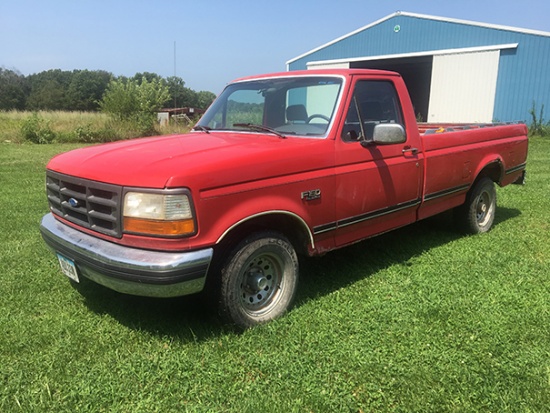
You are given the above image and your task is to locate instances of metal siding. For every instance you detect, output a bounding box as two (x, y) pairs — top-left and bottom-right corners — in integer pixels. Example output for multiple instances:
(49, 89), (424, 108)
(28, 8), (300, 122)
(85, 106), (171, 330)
(493, 34), (550, 122)
(428, 51), (499, 123)
(289, 15), (522, 70)
(289, 14), (550, 122)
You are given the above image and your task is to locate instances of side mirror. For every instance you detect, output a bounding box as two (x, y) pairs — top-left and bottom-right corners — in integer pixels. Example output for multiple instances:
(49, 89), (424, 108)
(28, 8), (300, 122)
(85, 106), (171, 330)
(372, 123), (406, 145)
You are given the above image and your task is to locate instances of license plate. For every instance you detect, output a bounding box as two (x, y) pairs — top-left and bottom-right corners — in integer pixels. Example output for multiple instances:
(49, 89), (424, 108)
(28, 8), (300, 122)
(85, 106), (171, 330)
(57, 253), (79, 283)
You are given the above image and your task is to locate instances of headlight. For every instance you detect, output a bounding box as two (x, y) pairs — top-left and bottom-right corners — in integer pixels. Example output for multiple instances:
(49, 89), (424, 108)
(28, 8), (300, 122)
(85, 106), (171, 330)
(123, 191), (196, 237)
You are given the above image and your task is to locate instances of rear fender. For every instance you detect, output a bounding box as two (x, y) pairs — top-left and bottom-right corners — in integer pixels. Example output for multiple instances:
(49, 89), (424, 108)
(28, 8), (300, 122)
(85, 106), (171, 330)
(471, 156), (504, 187)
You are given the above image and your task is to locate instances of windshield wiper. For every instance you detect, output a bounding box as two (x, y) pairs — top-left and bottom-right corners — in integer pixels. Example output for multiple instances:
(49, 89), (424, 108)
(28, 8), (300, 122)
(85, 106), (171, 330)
(233, 123), (286, 139)
(192, 125), (211, 134)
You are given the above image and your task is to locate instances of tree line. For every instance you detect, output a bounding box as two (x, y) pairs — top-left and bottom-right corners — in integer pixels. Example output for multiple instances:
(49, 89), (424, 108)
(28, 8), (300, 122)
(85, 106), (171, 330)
(0, 67), (216, 112)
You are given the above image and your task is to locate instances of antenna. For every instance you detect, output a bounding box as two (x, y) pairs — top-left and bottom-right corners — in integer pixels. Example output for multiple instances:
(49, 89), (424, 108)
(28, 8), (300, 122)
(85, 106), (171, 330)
(173, 41), (177, 108)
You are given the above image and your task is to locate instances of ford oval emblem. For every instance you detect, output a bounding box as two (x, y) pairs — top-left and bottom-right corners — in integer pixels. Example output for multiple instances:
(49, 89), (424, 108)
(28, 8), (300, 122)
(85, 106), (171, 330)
(68, 198), (80, 208)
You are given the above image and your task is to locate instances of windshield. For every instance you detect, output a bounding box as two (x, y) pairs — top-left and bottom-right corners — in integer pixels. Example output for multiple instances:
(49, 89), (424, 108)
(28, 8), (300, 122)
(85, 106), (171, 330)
(195, 76), (343, 138)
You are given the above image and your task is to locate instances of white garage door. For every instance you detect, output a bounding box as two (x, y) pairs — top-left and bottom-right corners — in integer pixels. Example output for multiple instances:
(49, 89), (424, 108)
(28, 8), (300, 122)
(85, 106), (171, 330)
(428, 50), (500, 123)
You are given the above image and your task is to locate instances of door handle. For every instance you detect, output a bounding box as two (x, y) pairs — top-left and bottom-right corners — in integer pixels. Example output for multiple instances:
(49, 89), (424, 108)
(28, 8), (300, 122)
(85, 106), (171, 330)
(402, 146), (419, 155)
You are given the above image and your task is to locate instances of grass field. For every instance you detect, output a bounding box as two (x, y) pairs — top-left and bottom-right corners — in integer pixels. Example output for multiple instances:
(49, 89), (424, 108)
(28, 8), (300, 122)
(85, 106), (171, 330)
(0, 138), (549, 412)
(0, 111), (192, 144)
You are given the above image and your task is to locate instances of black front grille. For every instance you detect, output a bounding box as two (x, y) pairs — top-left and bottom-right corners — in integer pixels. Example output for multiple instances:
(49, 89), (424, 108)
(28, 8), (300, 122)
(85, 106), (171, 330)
(46, 171), (123, 238)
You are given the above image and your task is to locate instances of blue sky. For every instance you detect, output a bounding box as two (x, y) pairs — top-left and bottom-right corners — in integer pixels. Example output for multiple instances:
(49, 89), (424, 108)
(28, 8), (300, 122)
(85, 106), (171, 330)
(2, 0), (550, 94)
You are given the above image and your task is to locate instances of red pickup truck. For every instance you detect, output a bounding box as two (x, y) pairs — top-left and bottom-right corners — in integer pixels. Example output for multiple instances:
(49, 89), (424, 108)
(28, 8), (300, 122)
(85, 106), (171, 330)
(40, 69), (528, 328)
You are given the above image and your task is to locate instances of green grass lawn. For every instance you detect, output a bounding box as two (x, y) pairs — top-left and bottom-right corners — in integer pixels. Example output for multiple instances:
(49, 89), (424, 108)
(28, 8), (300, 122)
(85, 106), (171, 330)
(1, 138), (549, 412)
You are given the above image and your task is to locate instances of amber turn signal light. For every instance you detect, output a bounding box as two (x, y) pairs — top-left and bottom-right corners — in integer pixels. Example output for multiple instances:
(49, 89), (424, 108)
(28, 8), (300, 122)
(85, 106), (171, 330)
(123, 217), (195, 237)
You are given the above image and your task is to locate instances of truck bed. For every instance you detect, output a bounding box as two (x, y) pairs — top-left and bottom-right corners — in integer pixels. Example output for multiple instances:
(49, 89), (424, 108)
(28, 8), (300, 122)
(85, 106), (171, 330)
(418, 121), (525, 135)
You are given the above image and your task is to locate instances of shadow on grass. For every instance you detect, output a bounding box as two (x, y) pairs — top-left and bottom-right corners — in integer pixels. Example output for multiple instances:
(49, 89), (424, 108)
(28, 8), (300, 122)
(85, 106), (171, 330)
(297, 206), (521, 304)
(75, 206), (520, 342)
(74, 280), (225, 341)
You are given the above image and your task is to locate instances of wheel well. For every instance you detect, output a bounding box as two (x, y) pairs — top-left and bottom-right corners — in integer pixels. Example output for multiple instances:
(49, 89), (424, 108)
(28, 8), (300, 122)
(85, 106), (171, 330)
(476, 161), (503, 185)
(216, 213), (312, 257)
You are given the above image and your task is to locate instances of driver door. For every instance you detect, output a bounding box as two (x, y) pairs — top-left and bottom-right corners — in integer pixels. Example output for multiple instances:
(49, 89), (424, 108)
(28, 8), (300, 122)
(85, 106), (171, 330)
(334, 78), (423, 247)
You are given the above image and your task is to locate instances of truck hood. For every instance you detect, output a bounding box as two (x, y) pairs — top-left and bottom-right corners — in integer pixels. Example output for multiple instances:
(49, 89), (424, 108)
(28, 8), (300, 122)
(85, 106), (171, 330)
(47, 132), (334, 190)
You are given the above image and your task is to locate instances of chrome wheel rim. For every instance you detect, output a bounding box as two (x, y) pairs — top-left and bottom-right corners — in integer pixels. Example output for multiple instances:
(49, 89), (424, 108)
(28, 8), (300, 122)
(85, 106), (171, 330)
(239, 252), (283, 313)
(476, 191), (493, 227)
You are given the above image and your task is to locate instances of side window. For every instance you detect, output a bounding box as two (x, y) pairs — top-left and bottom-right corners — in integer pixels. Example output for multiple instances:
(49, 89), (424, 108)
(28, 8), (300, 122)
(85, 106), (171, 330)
(341, 80), (404, 142)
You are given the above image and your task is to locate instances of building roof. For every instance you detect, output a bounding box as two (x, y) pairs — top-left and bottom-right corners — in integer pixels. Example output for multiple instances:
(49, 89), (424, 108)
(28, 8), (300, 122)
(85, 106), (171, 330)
(287, 11), (550, 65)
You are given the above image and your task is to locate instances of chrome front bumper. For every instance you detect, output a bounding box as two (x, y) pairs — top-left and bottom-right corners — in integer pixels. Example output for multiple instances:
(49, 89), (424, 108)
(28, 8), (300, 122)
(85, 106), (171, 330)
(40, 213), (213, 297)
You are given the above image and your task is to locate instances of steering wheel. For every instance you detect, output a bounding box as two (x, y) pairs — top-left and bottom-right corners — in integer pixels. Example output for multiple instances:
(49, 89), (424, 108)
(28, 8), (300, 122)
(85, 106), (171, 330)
(307, 114), (330, 123)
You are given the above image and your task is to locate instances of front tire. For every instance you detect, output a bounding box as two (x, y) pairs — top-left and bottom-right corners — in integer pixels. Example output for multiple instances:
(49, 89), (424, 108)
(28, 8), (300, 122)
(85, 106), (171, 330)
(455, 177), (496, 234)
(219, 232), (299, 328)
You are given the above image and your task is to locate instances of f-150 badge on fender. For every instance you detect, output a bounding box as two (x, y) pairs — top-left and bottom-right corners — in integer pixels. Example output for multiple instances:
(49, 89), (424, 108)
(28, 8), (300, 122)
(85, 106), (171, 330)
(301, 189), (321, 201)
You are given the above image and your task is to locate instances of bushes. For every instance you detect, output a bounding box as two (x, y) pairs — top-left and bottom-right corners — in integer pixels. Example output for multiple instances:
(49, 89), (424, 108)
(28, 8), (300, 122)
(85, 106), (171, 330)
(4, 73), (201, 144)
(17, 112), (115, 144)
(8, 111), (191, 144)
(19, 113), (113, 144)
(528, 101), (550, 137)
(20, 113), (55, 144)
(14, 77), (175, 143)
(99, 77), (170, 136)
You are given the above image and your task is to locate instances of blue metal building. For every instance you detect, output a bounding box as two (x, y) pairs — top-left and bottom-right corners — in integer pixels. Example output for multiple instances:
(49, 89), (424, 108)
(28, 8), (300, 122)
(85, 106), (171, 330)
(287, 12), (550, 124)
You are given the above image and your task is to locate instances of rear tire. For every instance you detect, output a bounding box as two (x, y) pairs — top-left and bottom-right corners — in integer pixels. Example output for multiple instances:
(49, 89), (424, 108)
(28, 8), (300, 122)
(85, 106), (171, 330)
(219, 232), (299, 329)
(455, 177), (496, 234)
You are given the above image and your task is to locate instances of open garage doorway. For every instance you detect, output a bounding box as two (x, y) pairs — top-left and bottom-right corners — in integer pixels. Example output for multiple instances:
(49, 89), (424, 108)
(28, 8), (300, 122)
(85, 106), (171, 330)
(350, 56), (433, 122)
(307, 45), (508, 123)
